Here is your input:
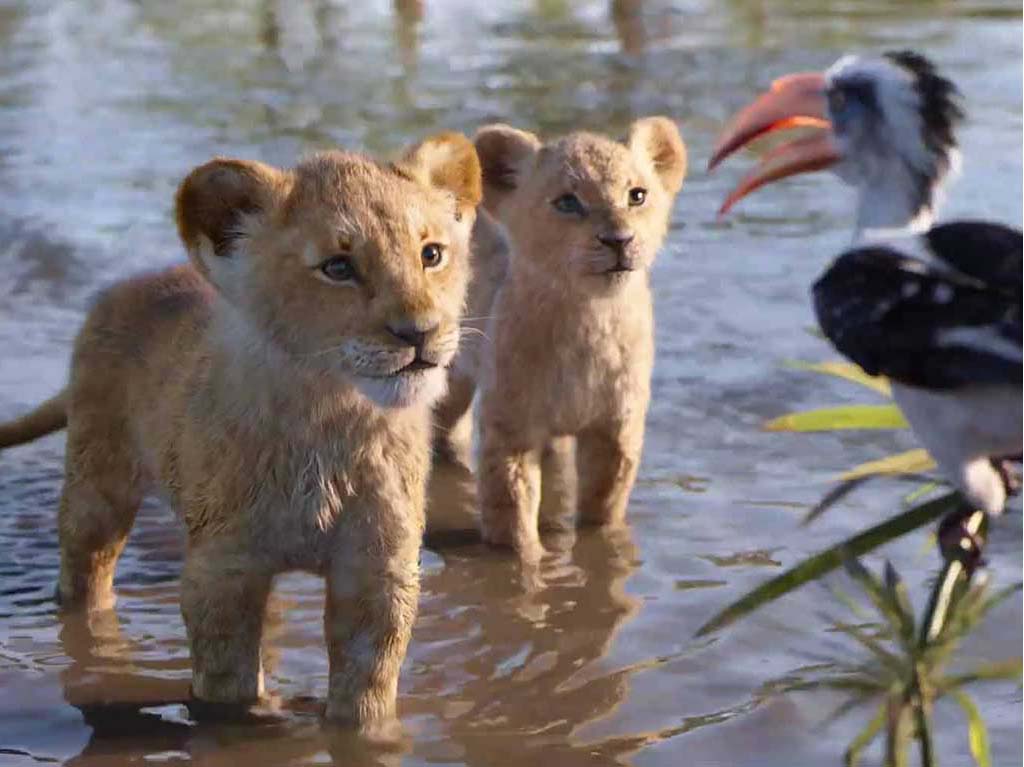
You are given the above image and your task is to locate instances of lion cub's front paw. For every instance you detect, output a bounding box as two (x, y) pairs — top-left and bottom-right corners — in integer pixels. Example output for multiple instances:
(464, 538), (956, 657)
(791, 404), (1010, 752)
(191, 668), (263, 707)
(481, 517), (543, 562)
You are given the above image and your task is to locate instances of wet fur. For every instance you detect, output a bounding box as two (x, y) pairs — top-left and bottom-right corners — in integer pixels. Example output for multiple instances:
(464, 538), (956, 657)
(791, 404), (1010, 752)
(433, 118), (686, 559)
(0, 134), (482, 728)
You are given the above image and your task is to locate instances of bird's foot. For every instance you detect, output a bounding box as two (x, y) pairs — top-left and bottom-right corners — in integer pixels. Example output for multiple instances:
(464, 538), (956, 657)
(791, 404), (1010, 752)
(937, 507), (986, 574)
(993, 457), (1022, 498)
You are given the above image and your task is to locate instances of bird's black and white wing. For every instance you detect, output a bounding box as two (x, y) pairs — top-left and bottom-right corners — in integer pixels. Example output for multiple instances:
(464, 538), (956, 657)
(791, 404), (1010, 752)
(925, 221), (1023, 299)
(812, 244), (1022, 390)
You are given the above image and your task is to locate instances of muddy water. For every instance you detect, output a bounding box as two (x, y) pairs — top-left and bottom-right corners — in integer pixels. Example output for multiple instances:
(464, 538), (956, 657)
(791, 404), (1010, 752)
(0, 2), (1020, 765)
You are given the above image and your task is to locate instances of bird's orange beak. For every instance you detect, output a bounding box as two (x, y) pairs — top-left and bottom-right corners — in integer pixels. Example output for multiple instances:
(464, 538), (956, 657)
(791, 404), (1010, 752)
(708, 72), (840, 216)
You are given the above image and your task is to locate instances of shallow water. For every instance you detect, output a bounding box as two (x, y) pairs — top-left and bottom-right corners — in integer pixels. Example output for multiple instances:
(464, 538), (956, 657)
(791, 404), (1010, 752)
(0, 1), (1021, 765)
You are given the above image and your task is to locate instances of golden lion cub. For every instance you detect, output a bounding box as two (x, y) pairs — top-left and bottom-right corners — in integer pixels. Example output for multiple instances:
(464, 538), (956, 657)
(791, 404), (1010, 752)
(435, 118), (686, 560)
(0, 133), (481, 727)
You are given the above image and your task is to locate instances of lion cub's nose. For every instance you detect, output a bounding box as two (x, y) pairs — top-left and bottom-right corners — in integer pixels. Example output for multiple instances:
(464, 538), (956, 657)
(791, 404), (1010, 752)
(387, 320), (438, 352)
(597, 232), (635, 253)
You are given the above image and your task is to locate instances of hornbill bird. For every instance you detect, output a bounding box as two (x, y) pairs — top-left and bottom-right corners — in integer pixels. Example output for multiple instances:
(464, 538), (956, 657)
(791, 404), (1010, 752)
(709, 50), (1022, 524)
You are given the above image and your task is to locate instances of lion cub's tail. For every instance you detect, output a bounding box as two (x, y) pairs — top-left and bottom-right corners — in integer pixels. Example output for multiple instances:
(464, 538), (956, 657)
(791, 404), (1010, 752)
(0, 390), (68, 448)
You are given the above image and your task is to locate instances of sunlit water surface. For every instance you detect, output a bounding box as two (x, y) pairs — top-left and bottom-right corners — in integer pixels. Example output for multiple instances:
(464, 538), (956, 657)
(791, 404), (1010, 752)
(0, 2), (1020, 765)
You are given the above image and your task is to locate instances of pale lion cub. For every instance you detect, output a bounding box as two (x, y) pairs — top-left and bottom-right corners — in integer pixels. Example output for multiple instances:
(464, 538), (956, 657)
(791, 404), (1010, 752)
(435, 118), (686, 559)
(0, 133), (481, 727)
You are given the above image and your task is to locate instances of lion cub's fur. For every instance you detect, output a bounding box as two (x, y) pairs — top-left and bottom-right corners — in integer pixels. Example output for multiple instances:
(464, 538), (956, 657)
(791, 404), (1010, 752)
(435, 118), (686, 559)
(0, 134), (482, 727)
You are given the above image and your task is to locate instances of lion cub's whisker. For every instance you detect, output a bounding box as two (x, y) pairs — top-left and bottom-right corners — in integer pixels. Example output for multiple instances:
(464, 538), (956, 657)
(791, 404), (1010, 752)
(305, 341), (349, 358)
(459, 327), (491, 342)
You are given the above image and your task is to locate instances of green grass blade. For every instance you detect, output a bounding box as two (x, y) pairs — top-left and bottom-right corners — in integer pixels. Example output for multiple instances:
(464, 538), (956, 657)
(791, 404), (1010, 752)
(842, 558), (914, 652)
(803, 478), (872, 526)
(827, 694), (876, 727)
(695, 492), (959, 636)
(884, 561), (917, 648)
(831, 620), (905, 675)
(840, 449), (936, 481)
(829, 584), (870, 620)
(902, 481), (943, 507)
(941, 659), (1023, 691)
(784, 360), (892, 397)
(844, 701), (887, 767)
(763, 404), (908, 432)
(977, 581), (1024, 619)
(951, 690), (992, 767)
(844, 558), (892, 616)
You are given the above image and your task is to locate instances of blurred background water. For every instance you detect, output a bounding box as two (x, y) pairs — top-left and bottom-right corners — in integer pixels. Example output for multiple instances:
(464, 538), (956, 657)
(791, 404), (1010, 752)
(0, 1), (1020, 765)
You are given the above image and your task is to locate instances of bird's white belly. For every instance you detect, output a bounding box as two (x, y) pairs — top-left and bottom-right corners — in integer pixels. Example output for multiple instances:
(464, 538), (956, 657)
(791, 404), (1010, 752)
(893, 383), (1022, 513)
(893, 383), (1023, 460)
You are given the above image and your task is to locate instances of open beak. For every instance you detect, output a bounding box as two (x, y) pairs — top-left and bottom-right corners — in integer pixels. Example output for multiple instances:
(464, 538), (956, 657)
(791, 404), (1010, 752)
(708, 72), (841, 216)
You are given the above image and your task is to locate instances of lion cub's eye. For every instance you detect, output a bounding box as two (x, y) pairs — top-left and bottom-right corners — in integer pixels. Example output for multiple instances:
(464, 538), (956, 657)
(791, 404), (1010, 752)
(421, 243), (446, 271)
(628, 187), (647, 207)
(320, 255), (357, 283)
(552, 193), (585, 216)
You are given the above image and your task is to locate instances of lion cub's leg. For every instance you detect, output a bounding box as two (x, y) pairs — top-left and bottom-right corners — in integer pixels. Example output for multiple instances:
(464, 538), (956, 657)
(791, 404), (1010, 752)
(432, 370), (476, 464)
(181, 546), (273, 705)
(56, 431), (144, 611)
(538, 436), (577, 531)
(478, 427), (543, 559)
(575, 417), (644, 528)
(324, 526), (420, 727)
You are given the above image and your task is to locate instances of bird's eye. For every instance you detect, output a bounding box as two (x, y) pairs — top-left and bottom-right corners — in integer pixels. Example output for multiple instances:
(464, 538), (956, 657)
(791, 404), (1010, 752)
(421, 243), (446, 270)
(827, 88), (847, 115)
(552, 193), (585, 216)
(319, 255), (357, 283)
(628, 187), (647, 207)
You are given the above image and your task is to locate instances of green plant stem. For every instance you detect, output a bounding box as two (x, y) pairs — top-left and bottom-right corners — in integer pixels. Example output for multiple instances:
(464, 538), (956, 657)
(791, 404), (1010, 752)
(912, 669), (935, 767)
(886, 696), (910, 767)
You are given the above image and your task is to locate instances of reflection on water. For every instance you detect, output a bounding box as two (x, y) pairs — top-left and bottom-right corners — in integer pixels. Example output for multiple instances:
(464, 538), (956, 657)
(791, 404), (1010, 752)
(0, 1), (1020, 765)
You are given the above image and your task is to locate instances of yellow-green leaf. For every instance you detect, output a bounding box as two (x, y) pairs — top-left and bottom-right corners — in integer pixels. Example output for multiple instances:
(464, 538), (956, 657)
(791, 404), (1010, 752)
(952, 690), (991, 767)
(839, 449), (936, 481)
(903, 481), (942, 507)
(763, 404), (909, 432)
(785, 360), (892, 397)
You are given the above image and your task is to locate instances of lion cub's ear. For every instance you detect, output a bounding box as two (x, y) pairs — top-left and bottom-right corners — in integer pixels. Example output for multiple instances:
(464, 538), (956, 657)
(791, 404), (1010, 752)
(627, 117), (687, 196)
(400, 132), (483, 216)
(175, 158), (291, 282)
(473, 124), (542, 214)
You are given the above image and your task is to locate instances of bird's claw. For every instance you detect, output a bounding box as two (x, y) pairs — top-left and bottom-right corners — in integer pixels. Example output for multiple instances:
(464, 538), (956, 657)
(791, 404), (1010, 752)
(937, 507), (986, 574)
(994, 457), (1022, 498)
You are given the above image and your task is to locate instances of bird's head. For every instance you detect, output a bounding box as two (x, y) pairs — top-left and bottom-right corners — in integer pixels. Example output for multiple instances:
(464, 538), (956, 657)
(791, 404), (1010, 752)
(709, 51), (964, 233)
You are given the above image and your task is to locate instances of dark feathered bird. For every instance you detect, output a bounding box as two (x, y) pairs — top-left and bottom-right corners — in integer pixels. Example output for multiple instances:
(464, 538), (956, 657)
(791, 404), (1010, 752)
(813, 223), (1022, 513)
(711, 52), (1022, 514)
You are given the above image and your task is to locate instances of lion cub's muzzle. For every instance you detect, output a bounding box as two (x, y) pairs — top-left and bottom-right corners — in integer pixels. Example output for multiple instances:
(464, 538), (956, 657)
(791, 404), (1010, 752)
(346, 318), (457, 409)
(597, 231), (641, 274)
(386, 320), (443, 373)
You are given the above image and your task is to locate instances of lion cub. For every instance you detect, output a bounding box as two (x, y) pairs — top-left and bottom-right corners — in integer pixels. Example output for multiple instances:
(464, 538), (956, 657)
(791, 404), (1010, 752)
(435, 118), (686, 559)
(0, 134), (481, 727)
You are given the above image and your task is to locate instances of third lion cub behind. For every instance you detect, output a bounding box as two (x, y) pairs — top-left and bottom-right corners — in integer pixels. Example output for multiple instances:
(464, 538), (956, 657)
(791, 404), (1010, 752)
(436, 117), (687, 559)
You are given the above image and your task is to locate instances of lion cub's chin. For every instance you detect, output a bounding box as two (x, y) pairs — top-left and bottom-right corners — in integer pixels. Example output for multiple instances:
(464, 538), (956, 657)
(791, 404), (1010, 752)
(587, 267), (642, 293)
(353, 366), (449, 409)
